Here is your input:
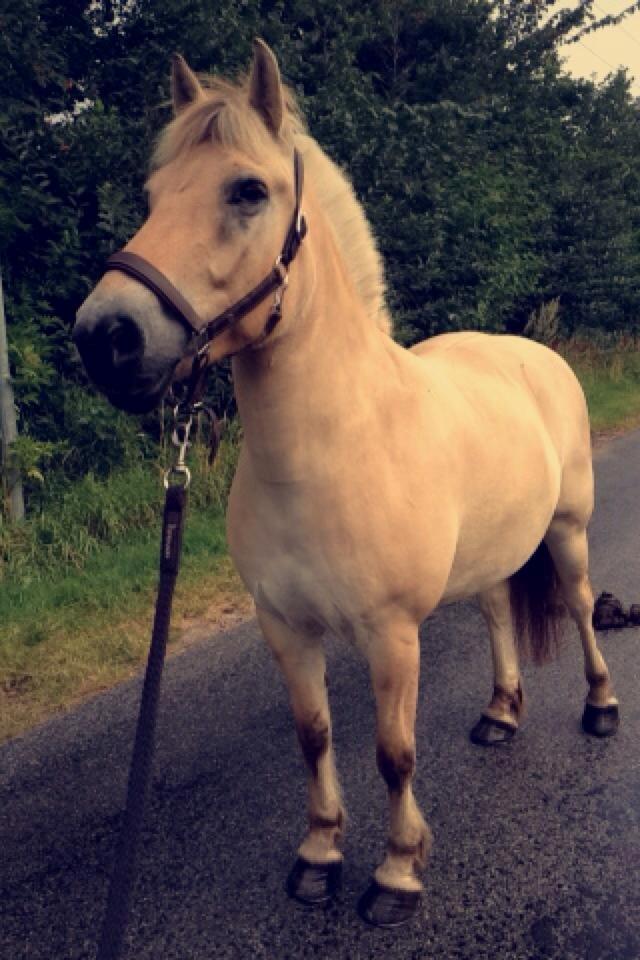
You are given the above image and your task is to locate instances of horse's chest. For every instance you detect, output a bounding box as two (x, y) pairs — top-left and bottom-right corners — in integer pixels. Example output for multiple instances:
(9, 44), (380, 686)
(253, 555), (340, 636)
(227, 462), (451, 637)
(230, 486), (371, 633)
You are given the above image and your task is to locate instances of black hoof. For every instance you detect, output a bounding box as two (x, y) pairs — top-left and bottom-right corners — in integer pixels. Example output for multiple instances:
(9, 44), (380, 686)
(470, 715), (517, 746)
(357, 879), (421, 928)
(286, 857), (342, 906)
(582, 702), (620, 738)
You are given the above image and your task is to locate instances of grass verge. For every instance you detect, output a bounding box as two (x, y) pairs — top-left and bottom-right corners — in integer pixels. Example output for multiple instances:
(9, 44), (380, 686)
(559, 335), (640, 435)
(0, 504), (252, 742)
(0, 429), (250, 743)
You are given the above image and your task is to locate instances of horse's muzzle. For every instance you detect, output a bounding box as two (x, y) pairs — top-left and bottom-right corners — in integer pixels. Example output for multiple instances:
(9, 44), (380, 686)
(73, 286), (188, 412)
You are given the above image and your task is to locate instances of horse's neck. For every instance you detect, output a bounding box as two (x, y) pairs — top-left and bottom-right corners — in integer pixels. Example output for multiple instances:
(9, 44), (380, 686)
(232, 219), (383, 482)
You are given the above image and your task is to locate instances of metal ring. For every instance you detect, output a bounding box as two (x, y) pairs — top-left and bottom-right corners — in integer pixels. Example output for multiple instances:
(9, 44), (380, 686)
(163, 465), (192, 490)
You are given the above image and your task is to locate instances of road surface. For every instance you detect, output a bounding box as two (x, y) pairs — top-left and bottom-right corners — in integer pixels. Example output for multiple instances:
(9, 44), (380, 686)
(1, 431), (640, 960)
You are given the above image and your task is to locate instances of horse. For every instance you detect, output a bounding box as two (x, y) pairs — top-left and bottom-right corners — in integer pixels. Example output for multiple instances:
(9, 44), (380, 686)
(73, 40), (620, 928)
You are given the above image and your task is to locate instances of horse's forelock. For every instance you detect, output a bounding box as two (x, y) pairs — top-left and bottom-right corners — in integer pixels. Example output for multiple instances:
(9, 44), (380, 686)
(151, 74), (301, 170)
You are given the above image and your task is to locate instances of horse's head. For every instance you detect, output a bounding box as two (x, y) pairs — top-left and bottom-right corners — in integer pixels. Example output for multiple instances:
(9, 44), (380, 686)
(73, 41), (307, 413)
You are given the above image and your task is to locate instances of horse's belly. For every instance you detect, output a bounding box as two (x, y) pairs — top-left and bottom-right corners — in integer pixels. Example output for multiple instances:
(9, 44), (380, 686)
(441, 437), (561, 601)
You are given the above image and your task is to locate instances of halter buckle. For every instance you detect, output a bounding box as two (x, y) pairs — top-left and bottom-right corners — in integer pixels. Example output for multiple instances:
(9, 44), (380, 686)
(295, 211), (307, 242)
(274, 254), (289, 285)
(272, 257), (289, 315)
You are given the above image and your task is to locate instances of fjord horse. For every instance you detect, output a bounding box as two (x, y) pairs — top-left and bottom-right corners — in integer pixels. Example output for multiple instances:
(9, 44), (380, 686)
(74, 41), (619, 927)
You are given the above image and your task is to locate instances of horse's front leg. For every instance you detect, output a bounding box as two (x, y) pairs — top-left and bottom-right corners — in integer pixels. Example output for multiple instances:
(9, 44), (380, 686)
(358, 620), (432, 928)
(256, 606), (345, 905)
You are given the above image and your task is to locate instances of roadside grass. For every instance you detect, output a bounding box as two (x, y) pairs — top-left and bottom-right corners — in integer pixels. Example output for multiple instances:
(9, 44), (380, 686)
(0, 505), (252, 742)
(2, 334), (640, 742)
(559, 334), (640, 434)
(0, 429), (249, 742)
(0, 420), (240, 582)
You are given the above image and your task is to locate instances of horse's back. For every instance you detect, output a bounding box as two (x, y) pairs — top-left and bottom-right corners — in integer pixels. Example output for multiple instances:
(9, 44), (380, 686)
(411, 331), (590, 461)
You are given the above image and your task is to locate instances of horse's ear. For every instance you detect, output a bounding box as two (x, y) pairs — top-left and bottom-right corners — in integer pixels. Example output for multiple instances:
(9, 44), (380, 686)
(248, 39), (284, 136)
(171, 54), (203, 114)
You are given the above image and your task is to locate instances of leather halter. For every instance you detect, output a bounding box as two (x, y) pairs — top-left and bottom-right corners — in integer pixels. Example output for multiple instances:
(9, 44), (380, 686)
(103, 149), (307, 361)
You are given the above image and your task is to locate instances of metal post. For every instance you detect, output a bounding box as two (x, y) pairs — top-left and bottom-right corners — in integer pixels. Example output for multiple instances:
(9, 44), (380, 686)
(0, 265), (25, 522)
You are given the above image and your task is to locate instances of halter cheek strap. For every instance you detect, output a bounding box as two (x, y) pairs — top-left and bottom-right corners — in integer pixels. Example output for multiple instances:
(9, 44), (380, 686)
(103, 149), (307, 357)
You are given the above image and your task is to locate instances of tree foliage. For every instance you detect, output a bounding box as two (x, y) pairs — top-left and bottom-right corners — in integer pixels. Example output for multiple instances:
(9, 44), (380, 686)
(1, 0), (639, 510)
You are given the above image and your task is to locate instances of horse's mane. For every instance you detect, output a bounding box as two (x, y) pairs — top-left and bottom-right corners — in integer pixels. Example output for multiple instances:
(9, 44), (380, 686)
(152, 73), (392, 336)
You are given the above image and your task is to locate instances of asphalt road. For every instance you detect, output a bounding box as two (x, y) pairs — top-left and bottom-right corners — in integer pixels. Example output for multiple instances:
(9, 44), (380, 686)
(2, 431), (640, 960)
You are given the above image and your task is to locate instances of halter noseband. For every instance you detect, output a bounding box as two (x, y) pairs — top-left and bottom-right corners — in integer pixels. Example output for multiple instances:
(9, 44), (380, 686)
(103, 149), (307, 364)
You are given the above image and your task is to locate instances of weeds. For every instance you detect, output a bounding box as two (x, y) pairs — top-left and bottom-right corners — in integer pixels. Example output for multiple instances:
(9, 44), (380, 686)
(0, 421), (241, 584)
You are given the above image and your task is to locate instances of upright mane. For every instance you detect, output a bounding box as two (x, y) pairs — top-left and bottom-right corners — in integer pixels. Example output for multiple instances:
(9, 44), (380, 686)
(152, 72), (392, 336)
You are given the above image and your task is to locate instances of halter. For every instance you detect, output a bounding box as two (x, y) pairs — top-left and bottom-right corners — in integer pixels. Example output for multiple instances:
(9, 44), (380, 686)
(103, 148), (307, 370)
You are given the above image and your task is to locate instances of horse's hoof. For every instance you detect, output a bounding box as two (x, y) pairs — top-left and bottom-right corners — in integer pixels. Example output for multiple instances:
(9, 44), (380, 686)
(582, 702), (620, 738)
(285, 857), (342, 905)
(357, 879), (421, 928)
(469, 715), (517, 746)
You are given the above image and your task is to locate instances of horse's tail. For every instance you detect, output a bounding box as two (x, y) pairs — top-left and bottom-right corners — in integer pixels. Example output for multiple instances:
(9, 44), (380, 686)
(509, 541), (564, 665)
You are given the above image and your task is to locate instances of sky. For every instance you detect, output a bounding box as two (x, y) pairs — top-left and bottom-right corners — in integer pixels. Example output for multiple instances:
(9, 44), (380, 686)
(553, 1), (640, 94)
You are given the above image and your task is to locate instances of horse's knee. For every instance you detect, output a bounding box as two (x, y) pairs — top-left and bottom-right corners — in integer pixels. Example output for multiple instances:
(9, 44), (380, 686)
(376, 739), (416, 793)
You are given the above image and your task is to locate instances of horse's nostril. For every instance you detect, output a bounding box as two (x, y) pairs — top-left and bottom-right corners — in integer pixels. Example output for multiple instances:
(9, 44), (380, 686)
(73, 311), (145, 387)
(108, 315), (144, 368)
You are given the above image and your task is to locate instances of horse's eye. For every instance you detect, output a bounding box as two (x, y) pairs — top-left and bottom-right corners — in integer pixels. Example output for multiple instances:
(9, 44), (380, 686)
(228, 178), (268, 208)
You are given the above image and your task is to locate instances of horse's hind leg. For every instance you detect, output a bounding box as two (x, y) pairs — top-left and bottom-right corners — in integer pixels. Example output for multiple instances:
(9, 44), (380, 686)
(544, 518), (619, 737)
(256, 607), (345, 904)
(470, 580), (524, 746)
(358, 618), (432, 928)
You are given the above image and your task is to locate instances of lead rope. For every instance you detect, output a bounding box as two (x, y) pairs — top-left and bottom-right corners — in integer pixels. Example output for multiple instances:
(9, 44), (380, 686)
(96, 372), (210, 960)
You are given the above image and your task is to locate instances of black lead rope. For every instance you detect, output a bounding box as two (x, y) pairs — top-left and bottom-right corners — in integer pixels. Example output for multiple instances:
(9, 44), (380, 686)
(95, 384), (207, 960)
(96, 483), (186, 960)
